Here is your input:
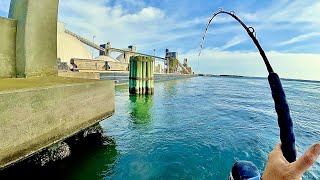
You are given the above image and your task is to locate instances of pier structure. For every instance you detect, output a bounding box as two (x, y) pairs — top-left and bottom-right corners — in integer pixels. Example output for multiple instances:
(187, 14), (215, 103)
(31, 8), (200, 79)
(62, 29), (192, 75)
(0, 0), (115, 169)
(165, 49), (192, 74)
(129, 56), (154, 95)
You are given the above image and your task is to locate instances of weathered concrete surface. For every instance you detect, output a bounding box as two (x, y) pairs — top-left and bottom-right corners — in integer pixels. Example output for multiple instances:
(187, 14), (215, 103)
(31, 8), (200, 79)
(154, 73), (198, 81)
(9, 0), (59, 77)
(0, 17), (17, 78)
(71, 58), (129, 71)
(100, 72), (197, 85)
(0, 77), (115, 168)
(58, 71), (100, 80)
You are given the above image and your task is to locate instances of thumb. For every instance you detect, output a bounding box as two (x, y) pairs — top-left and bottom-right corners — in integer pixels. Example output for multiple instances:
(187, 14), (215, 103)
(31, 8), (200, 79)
(293, 143), (320, 175)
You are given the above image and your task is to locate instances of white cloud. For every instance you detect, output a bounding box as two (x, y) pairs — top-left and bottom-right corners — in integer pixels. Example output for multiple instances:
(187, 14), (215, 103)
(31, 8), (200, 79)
(238, 0), (320, 25)
(121, 7), (164, 22)
(115, 0), (146, 8)
(181, 49), (320, 81)
(213, 0), (320, 52)
(56, 0), (320, 81)
(273, 1), (320, 24)
(278, 32), (320, 46)
(58, 0), (202, 53)
(219, 0), (320, 37)
(221, 36), (246, 50)
(57, 0), (320, 54)
(1, 0), (319, 81)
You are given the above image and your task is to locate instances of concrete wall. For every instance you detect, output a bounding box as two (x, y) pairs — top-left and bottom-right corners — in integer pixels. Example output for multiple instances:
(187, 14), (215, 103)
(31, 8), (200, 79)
(71, 59), (107, 71)
(0, 77), (115, 168)
(72, 59), (129, 71)
(108, 61), (129, 71)
(58, 71), (100, 80)
(9, 0), (59, 77)
(100, 72), (197, 85)
(0, 17), (17, 78)
(154, 73), (197, 81)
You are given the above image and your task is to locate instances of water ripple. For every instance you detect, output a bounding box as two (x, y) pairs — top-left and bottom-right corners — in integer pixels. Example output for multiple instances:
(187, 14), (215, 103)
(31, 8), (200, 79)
(98, 76), (319, 179)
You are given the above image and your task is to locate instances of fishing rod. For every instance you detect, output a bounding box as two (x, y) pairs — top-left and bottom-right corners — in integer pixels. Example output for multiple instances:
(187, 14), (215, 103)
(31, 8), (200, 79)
(199, 8), (297, 178)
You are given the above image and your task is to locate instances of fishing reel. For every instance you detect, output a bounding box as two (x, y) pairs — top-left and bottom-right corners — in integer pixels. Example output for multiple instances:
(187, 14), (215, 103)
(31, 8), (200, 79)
(229, 161), (261, 180)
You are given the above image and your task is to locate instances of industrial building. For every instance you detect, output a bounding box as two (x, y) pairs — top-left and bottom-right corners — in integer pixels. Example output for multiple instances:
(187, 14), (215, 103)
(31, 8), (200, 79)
(57, 22), (190, 74)
(57, 22), (128, 72)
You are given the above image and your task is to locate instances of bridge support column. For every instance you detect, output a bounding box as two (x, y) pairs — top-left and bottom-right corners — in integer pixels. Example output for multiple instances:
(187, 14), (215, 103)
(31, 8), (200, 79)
(106, 42), (111, 56)
(146, 60), (150, 94)
(150, 59), (154, 94)
(142, 59), (146, 94)
(146, 59), (154, 94)
(129, 56), (154, 95)
(138, 58), (142, 94)
(9, 0), (59, 77)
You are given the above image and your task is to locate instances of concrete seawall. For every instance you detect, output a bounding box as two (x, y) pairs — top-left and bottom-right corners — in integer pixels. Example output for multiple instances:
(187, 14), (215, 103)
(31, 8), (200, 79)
(0, 77), (115, 168)
(0, 0), (116, 170)
(0, 17), (17, 78)
(99, 72), (197, 85)
(58, 71), (101, 80)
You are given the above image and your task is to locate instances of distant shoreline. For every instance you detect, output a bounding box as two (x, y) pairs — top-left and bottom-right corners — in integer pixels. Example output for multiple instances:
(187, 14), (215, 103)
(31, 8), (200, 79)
(198, 74), (244, 78)
(197, 74), (320, 83)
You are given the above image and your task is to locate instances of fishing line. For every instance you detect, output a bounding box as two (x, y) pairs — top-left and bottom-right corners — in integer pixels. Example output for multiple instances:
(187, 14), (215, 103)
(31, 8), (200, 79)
(197, 55), (200, 74)
(199, 8), (297, 163)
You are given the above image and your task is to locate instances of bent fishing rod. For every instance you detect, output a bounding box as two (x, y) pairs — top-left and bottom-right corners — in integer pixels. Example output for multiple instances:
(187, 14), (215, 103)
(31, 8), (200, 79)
(199, 9), (296, 163)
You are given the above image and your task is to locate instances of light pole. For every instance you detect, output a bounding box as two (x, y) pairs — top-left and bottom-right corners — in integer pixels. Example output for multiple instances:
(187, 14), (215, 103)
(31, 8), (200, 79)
(92, 35), (96, 59)
(153, 49), (156, 72)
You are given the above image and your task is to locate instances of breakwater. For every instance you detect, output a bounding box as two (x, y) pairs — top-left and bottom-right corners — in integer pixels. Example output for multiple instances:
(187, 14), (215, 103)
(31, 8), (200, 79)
(0, 77), (115, 169)
(100, 72), (197, 85)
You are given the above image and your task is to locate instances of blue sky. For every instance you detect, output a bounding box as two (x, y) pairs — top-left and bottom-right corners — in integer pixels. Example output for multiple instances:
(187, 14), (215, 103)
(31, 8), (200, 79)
(1, 0), (320, 80)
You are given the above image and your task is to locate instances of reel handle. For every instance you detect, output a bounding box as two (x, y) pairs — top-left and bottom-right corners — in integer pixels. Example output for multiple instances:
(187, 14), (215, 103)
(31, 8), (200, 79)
(268, 72), (296, 163)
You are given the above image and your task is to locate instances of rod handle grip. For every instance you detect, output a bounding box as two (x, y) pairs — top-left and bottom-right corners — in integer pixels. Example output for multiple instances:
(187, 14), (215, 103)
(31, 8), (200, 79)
(268, 73), (296, 163)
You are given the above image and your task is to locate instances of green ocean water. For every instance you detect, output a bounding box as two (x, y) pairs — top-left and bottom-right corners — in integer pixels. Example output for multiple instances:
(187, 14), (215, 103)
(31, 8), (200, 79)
(1, 76), (319, 179)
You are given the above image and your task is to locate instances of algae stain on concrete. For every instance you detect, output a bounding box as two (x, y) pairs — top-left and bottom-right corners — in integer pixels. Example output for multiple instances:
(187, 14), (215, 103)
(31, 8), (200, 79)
(0, 17), (17, 78)
(31, 94), (47, 113)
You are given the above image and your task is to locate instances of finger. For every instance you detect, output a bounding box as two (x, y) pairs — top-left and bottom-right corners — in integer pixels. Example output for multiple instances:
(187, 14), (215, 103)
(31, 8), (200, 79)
(296, 146), (299, 161)
(272, 144), (283, 154)
(268, 144), (287, 162)
(293, 143), (320, 174)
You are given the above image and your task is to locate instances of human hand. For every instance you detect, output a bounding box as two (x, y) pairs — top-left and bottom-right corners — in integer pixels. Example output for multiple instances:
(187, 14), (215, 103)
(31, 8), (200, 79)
(262, 143), (320, 180)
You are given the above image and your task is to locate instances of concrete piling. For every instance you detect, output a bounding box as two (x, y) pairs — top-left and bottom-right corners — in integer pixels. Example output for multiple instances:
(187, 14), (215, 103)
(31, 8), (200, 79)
(129, 56), (154, 95)
(142, 59), (146, 94)
(150, 60), (154, 94)
(146, 60), (150, 94)
(9, 0), (59, 77)
(138, 59), (142, 94)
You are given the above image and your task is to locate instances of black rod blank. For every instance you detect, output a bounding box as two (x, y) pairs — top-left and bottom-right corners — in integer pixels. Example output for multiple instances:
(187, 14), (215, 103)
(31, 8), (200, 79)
(199, 9), (296, 163)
